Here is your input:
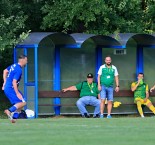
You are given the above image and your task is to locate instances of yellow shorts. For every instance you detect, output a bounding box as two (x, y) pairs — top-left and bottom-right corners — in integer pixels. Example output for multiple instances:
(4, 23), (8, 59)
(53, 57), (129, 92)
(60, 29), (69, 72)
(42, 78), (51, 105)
(134, 98), (151, 105)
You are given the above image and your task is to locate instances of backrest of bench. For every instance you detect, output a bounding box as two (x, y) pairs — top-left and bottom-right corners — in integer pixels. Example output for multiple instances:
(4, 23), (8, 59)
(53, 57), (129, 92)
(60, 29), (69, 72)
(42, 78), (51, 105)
(39, 90), (80, 98)
(38, 90), (155, 98)
(39, 90), (135, 98)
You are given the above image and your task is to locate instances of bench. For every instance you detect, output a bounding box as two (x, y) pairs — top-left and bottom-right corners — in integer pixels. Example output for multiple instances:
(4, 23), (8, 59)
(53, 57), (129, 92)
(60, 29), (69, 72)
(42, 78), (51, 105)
(38, 90), (155, 115)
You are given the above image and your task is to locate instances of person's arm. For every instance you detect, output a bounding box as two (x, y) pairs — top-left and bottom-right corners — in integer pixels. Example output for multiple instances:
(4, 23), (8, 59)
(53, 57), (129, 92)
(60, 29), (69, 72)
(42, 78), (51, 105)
(98, 75), (102, 91)
(12, 79), (23, 100)
(115, 75), (119, 92)
(144, 85), (149, 102)
(150, 85), (155, 92)
(97, 93), (101, 100)
(131, 80), (140, 92)
(145, 91), (149, 99)
(2, 69), (9, 90)
(62, 86), (77, 92)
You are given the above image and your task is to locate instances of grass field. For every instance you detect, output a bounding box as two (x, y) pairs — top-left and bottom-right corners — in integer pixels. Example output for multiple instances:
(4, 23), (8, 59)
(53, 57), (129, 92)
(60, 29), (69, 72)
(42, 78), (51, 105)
(0, 117), (155, 145)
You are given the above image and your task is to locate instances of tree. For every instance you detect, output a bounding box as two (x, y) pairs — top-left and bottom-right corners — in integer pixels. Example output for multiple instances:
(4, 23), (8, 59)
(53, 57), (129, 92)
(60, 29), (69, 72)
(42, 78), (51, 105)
(41, 0), (155, 34)
(0, 0), (30, 51)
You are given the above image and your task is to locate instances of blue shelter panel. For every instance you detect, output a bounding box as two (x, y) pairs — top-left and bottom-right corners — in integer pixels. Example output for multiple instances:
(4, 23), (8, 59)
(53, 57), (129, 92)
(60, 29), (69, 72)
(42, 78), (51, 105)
(136, 45), (143, 75)
(53, 47), (61, 115)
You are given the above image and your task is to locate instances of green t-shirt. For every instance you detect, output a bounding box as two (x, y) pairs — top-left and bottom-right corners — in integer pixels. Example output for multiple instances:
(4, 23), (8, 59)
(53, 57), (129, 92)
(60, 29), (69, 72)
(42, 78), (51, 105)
(98, 64), (118, 87)
(131, 82), (148, 100)
(75, 81), (100, 98)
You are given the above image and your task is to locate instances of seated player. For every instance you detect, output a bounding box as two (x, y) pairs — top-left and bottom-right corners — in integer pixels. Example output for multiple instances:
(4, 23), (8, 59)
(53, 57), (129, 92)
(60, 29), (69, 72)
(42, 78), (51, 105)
(131, 73), (155, 117)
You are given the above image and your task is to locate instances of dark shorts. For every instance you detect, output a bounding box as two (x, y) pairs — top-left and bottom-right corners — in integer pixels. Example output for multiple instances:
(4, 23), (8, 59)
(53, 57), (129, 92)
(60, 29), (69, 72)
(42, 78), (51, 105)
(4, 88), (25, 105)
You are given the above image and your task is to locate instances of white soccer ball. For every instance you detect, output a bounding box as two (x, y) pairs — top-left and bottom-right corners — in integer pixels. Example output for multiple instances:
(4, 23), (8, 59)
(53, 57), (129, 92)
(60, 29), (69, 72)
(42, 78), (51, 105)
(25, 109), (35, 118)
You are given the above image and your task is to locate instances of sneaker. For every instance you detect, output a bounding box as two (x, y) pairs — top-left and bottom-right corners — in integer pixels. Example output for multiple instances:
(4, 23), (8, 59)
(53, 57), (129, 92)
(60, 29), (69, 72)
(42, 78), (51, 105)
(100, 114), (104, 118)
(93, 114), (100, 118)
(82, 113), (90, 118)
(4, 110), (16, 123)
(107, 115), (112, 119)
(141, 115), (145, 118)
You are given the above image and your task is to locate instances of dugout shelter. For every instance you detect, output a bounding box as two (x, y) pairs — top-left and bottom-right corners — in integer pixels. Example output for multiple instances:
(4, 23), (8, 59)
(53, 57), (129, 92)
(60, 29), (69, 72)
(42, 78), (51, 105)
(15, 32), (155, 117)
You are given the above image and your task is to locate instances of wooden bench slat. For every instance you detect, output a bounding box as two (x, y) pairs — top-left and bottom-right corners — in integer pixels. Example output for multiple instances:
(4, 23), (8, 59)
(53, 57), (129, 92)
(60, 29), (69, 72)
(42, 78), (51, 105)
(39, 90), (155, 98)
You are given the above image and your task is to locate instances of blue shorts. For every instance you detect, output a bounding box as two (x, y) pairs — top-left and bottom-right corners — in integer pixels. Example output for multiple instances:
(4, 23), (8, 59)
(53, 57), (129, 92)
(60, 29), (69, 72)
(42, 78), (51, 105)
(100, 85), (114, 101)
(4, 88), (25, 105)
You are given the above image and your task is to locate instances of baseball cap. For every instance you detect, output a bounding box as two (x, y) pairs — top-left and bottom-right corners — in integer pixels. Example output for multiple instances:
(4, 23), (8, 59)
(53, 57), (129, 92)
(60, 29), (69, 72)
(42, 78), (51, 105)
(87, 73), (93, 78)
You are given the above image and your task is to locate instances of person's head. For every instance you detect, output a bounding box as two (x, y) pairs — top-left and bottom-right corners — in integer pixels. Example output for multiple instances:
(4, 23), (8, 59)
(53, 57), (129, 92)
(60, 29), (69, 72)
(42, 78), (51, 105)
(87, 73), (94, 83)
(18, 54), (28, 67)
(105, 56), (112, 66)
(137, 73), (144, 80)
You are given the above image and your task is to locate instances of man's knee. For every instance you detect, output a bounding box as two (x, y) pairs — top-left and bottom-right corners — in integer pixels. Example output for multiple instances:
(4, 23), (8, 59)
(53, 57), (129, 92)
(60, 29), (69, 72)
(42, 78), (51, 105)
(23, 101), (26, 106)
(76, 100), (82, 107)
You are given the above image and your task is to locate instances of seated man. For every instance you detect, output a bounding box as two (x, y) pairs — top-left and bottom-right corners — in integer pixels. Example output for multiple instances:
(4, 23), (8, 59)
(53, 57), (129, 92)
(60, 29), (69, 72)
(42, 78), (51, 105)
(62, 73), (100, 118)
(131, 73), (155, 117)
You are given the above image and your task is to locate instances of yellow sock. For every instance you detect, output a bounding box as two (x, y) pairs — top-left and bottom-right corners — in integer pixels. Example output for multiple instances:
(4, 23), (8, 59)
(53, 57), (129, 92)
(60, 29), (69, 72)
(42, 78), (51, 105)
(137, 101), (144, 116)
(149, 105), (155, 114)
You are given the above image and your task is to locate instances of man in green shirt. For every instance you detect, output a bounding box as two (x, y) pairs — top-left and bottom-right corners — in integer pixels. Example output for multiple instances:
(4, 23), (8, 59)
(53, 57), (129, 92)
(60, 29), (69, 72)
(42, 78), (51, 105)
(98, 56), (119, 118)
(131, 73), (155, 117)
(62, 73), (100, 118)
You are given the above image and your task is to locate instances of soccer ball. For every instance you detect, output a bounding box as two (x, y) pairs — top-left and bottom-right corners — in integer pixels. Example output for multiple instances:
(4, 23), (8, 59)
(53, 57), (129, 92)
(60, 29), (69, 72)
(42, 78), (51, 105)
(25, 109), (35, 118)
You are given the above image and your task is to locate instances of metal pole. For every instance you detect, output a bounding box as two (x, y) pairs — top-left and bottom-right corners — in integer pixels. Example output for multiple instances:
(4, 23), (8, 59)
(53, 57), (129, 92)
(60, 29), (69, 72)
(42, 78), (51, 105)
(136, 45), (143, 76)
(53, 47), (61, 115)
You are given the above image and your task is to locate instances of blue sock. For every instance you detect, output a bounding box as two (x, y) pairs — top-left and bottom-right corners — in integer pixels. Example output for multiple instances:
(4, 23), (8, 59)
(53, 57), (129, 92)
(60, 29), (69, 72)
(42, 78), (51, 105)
(13, 112), (19, 119)
(9, 105), (17, 112)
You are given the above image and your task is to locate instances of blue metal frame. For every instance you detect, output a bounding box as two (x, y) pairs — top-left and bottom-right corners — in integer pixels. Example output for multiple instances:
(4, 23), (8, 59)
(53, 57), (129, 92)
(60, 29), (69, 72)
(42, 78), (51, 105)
(53, 47), (61, 115)
(13, 47), (17, 63)
(24, 48), (28, 110)
(14, 44), (38, 118)
(34, 46), (38, 118)
(136, 45), (143, 76)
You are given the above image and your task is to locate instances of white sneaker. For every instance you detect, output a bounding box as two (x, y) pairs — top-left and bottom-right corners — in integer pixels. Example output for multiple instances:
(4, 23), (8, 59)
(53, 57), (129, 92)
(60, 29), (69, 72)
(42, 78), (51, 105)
(141, 115), (145, 118)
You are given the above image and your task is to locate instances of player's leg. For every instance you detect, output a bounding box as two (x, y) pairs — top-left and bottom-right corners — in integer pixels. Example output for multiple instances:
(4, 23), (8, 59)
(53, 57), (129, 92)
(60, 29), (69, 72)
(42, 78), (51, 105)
(4, 89), (26, 122)
(89, 97), (100, 118)
(107, 86), (114, 118)
(100, 85), (107, 118)
(136, 100), (144, 117)
(76, 96), (90, 117)
(12, 102), (26, 119)
(145, 99), (155, 114)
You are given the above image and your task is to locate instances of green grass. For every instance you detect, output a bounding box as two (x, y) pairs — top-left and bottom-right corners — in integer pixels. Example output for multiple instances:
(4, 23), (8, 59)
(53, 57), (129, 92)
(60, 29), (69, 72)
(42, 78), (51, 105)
(0, 117), (155, 145)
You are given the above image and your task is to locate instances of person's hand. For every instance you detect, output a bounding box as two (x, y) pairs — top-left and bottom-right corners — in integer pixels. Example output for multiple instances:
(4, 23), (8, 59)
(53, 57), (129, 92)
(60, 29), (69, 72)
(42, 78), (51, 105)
(2, 84), (4, 90)
(98, 85), (102, 91)
(137, 79), (141, 84)
(62, 88), (68, 92)
(150, 87), (154, 92)
(16, 92), (23, 100)
(144, 98), (147, 103)
(115, 86), (119, 92)
(2, 82), (5, 90)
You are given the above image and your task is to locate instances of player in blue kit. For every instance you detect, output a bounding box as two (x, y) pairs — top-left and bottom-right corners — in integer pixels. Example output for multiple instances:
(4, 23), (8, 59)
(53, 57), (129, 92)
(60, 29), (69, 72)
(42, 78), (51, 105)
(2, 55), (27, 123)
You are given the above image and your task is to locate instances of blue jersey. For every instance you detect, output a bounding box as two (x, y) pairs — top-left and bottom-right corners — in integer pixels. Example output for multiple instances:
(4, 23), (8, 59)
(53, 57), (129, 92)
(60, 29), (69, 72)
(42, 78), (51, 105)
(4, 63), (22, 89)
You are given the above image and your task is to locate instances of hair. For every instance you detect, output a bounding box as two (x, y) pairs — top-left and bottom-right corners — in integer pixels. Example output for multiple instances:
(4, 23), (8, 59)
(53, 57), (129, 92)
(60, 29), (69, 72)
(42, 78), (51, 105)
(138, 72), (144, 77)
(18, 54), (27, 59)
(105, 55), (111, 59)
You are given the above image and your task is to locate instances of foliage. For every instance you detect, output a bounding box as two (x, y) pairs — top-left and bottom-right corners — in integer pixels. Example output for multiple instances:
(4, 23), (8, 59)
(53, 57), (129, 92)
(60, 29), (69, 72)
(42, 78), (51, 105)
(0, 15), (30, 50)
(41, 0), (155, 34)
(0, 0), (30, 51)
